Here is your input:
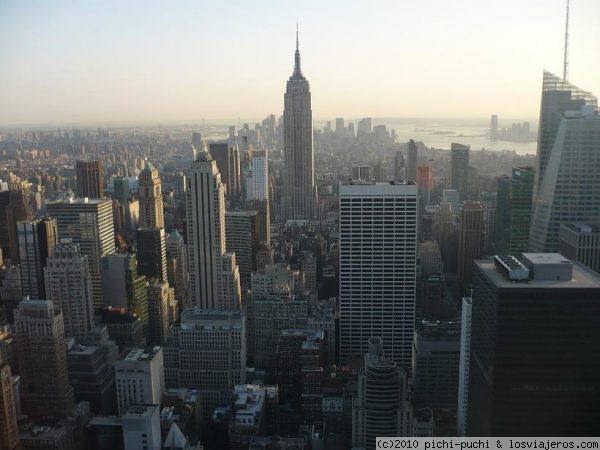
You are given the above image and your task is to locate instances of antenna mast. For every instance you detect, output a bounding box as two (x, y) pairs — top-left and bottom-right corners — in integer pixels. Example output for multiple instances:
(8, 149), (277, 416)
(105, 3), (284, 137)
(563, 0), (570, 81)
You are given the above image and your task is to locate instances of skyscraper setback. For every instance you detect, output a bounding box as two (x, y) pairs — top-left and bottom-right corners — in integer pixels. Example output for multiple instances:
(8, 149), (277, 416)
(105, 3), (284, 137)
(282, 29), (317, 221)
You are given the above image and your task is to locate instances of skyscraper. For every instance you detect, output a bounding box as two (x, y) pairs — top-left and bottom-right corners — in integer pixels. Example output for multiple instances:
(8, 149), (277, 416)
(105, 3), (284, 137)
(559, 222), (600, 274)
(529, 77), (600, 252)
(0, 180), (33, 263)
(47, 197), (115, 308)
(407, 139), (417, 182)
(44, 239), (94, 338)
(457, 202), (484, 285)
(393, 151), (405, 180)
(136, 228), (167, 282)
(76, 160), (104, 198)
(186, 147), (241, 310)
(14, 299), (75, 422)
(225, 210), (259, 290)
(208, 142), (242, 203)
(495, 167), (534, 254)
(137, 161), (164, 229)
(417, 165), (434, 206)
(490, 115), (498, 140)
(339, 181), (418, 367)
(450, 143), (470, 199)
(0, 356), (19, 450)
(282, 28), (317, 221)
(166, 230), (190, 307)
(146, 280), (170, 346)
(246, 149), (269, 201)
(468, 254), (600, 435)
(17, 217), (58, 300)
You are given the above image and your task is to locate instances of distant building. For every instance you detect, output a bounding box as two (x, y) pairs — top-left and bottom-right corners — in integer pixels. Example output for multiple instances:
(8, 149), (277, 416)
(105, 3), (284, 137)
(147, 281), (171, 346)
(450, 143), (469, 199)
(559, 223), (600, 274)
(418, 240), (443, 276)
(457, 202), (483, 285)
(247, 149), (269, 201)
(136, 228), (168, 283)
(351, 166), (371, 181)
(407, 139), (418, 182)
(208, 142), (241, 203)
(490, 115), (498, 140)
(97, 307), (146, 352)
(226, 211), (260, 290)
(138, 161), (165, 230)
(76, 160), (104, 199)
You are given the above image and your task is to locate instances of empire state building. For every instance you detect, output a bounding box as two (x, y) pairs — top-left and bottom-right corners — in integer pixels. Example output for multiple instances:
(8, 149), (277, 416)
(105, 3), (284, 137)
(282, 28), (317, 221)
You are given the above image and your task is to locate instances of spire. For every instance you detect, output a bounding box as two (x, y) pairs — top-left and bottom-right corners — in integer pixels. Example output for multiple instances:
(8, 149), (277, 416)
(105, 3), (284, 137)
(563, 0), (570, 81)
(294, 22), (302, 77)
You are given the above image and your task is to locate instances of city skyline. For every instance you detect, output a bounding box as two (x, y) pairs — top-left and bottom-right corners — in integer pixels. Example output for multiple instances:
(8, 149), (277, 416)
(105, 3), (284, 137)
(1, 0), (600, 125)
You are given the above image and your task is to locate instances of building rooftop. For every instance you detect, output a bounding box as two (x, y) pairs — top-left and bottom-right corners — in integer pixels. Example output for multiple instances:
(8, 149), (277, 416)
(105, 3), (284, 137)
(561, 222), (600, 234)
(179, 308), (244, 330)
(47, 197), (110, 205)
(121, 346), (161, 362)
(124, 404), (159, 418)
(342, 180), (416, 186)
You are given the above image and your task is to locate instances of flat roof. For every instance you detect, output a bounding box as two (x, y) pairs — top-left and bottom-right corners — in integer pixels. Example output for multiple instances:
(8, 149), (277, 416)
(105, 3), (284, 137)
(475, 259), (600, 289)
(521, 252), (571, 265)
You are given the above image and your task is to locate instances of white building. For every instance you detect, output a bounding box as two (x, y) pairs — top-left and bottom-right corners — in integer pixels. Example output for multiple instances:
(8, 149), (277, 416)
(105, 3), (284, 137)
(44, 239), (94, 338)
(115, 347), (165, 416)
(339, 181), (418, 367)
(122, 404), (161, 450)
(247, 149), (269, 201)
(457, 296), (472, 436)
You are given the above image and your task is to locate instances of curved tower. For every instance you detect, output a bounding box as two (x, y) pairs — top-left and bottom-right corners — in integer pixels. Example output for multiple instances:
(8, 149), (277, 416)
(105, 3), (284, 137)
(282, 27), (317, 221)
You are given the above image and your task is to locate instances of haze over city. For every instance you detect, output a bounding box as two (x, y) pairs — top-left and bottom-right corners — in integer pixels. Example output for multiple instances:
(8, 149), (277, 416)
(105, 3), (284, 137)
(1, 0), (599, 125)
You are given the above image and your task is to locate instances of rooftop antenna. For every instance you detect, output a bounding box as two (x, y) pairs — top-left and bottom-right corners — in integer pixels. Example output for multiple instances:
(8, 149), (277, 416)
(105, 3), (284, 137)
(563, 0), (570, 81)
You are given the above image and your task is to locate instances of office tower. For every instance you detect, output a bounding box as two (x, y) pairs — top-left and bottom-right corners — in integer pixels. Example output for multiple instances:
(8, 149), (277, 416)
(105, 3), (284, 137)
(164, 309), (246, 418)
(495, 167), (534, 254)
(450, 143), (470, 199)
(122, 404), (161, 450)
(186, 147), (241, 310)
(393, 151), (405, 180)
(417, 165), (434, 205)
(101, 253), (148, 330)
(418, 240), (444, 276)
(247, 295), (307, 369)
(468, 254), (600, 436)
(484, 206), (496, 252)
(490, 115), (499, 140)
(412, 321), (460, 409)
(529, 103), (600, 252)
(138, 161), (164, 229)
(335, 117), (345, 135)
(559, 223), (600, 273)
(247, 149), (269, 201)
(225, 211), (259, 289)
(97, 307), (146, 352)
(66, 328), (118, 415)
(282, 30), (317, 221)
(352, 337), (411, 450)
(351, 165), (371, 181)
(191, 132), (202, 150)
(255, 242), (274, 272)
(339, 181), (418, 367)
(44, 239), (94, 338)
(0, 181), (33, 263)
(0, 356), (19, 450)
(407, 139), (417, 182)
(250, 263), (304, 298)
(17, 217), (58, 299)
(115, 347), (165, 416)
(357, 117), (372, 136)
(534, 71), (598, 192)
(442, 189), (460, 217)
(372, 160), (387, 182)
(47, 198), (115, 308)
(136, 228), (168, 282)
(76, 160), (104, 198)
(146, 281), (170, 346)
(0, 266), (22, 324)
(208, 142), (241, 202)
(166, 230), (190, 306)
(300, 251), (316, 293)
(113, 177), (131, 203)
(244, 198), (271, 245)
(457, 296), (472, 437)
(457, 202), (484, 285)
(14, 299), (75, 422)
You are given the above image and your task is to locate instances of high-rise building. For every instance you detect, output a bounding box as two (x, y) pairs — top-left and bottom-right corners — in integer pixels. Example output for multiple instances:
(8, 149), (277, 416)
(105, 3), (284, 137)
(138, 161), (164, 229)
(559, 223), (600, 274)
(101, 253), (148, 330)
(122, 404), (162, 450)
(244, 198), (271, 245)
(351, 165), (372, 181)
(44, 239), (94, 338)
(468, 254), (600, 435)
(0, 266), (22, 324)
(490, 115), (499, 140)
(407, 139), (418, 182)
(186, 147), (241, 310)
(47, 198), (115, 308)
(529, 96), (600, 252)
(0, 181), (33, 263)
(495, 167), (534, 254)
(17, 217), (58, 299)
(208, 142), (241, 203)
(164, 309), (246, 418)
(418, 240), (444, 276)
(339, 181), (418, 367)
(247, 149), (269, 201)
(115, 347), (165, 416)
(136, 228), (168, 283)
(357, 118), (372, 136)
(282, 30), (317, 221)
(97, 307), (146, 352)
(113, 176), (131, 203)
(335, 117), (345, 135)
(146, 281), (170, 346)
(166, 230), (190, 306)
(76, 160), (104, 198)
(457, 295), (472, 437)
(352, 337), (411, 450)
(393, 151), (405, 180)
(14, 299), (75, 422)
(457, 202), (484, 285)
(417, 165), (434, 206)
(0, 356), (19, 450)
(450, 143), (470, 199)
(225, 211), (259, 290)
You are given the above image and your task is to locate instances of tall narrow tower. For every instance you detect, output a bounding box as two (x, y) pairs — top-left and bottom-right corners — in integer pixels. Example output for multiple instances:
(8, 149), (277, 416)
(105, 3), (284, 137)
(138, 161), (164, 229)
(282, 26), (317, 221)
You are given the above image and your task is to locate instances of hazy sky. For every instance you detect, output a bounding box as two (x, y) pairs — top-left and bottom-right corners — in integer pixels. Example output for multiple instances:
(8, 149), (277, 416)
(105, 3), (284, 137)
(1, 0), (599, 125)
